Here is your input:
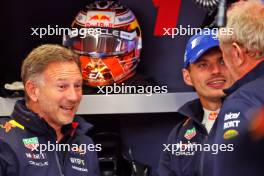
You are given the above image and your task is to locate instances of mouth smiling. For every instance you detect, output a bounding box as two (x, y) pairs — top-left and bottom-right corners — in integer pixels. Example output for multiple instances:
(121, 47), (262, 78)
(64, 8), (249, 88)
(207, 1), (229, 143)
(206, 78), (226, 89)
(60, 105), (75, 114)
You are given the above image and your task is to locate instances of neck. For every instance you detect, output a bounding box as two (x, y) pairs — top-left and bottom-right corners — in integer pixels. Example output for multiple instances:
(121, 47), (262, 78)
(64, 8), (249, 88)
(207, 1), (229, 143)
(53, 126), (64, 142)
(199, 97), (222, 111)
(237, 57), (264, 81)
(26, 100), (64, 142)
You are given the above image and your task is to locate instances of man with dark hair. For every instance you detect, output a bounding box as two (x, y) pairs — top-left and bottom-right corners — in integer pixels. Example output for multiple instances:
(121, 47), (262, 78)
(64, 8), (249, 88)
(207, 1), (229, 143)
(158, 30), (233, 176)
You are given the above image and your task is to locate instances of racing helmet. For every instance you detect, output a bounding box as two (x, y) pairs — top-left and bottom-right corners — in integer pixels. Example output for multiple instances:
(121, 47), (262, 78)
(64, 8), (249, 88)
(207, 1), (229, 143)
(63, 0), (142, 87)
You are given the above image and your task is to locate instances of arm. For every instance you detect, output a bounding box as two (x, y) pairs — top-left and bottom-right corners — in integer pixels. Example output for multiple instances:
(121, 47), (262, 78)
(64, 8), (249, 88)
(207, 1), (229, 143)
(212, 98), (255, 176)
(157, 122), (184, 176)
(0, 139), (18, 176)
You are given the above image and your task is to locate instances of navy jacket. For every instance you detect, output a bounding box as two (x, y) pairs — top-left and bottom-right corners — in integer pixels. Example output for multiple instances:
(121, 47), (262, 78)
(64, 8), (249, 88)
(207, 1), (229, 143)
(0, 100), (100, 176)
(157, 99), (208, 176)
(202, 60), (264, 176)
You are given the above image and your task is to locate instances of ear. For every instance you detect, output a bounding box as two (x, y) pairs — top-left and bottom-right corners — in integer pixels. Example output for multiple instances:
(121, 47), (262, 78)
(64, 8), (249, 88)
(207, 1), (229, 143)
(182, 68), (193, 86)
(24, 80), (40, 102)
(232, 42), (246, 67)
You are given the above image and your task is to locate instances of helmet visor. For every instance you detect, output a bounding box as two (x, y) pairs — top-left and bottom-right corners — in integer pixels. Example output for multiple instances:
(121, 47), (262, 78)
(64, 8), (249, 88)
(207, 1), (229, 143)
(63, 29), (138, 57)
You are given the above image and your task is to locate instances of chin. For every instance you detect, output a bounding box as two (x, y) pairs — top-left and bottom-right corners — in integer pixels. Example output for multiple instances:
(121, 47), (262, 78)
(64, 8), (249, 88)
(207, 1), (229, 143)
(59, 116), (74, 125)
(61, 121), (73, 126)
(210, 92), (225, 99)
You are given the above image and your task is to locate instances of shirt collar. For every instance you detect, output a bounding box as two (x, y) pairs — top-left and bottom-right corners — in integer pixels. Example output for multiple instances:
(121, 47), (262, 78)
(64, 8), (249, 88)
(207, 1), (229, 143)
(224, 60), (264, 95)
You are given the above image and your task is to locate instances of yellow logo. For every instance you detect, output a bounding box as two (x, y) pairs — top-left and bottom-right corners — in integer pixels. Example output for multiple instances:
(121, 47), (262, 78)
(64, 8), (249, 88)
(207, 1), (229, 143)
(0, 120), (24, 132)
(223, 129), (239, 140)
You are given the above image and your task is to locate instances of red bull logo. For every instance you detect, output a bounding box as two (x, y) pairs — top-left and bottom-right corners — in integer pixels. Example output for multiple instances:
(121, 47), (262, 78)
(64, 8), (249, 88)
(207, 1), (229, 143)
(86, 11), (115, 27)
(89, 14), (111, 21)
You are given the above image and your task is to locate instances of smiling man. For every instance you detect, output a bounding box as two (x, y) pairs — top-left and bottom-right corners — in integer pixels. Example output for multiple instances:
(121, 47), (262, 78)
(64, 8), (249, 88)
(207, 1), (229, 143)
(158, 29), (233, 176)
(0, 44), (100, 176)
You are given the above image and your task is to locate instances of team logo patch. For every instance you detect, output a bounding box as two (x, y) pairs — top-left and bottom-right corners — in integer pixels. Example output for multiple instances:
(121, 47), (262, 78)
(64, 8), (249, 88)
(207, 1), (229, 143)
(0, 122), (14, 132)
(223, 129), (239, 140)
(184, 127), (197, 140)
(0, 120), (24, 132)
(23, 137), (39, 151)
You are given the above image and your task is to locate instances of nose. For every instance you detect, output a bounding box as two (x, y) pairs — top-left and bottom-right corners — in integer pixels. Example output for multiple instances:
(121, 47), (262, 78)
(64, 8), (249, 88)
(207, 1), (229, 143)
(210, 63), (221, 75)
(67, 86), (81, 102)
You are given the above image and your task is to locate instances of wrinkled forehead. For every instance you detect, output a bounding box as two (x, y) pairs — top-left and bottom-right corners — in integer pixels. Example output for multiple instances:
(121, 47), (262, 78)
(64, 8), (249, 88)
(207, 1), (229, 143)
(42, 61), (82, 80)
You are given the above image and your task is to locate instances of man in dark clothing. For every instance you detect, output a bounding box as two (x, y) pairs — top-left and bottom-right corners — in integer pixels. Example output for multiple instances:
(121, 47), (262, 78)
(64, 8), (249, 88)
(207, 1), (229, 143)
(201, 1), (264, 176)
(0, 44), (101, 176)
(157, 29), (233, 176)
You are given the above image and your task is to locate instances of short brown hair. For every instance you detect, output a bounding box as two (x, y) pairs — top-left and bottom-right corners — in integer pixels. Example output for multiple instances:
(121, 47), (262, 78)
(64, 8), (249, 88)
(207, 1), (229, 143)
(21, 44), (80, 85)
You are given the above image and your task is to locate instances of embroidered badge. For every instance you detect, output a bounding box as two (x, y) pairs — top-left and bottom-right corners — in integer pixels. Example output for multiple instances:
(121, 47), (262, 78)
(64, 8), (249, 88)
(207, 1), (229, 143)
(223, 129), (239, 140)
(0, 122), (14, 132)
(0, 120), (24, 133)
(208, 112), (218, 120)
(23, 137), (39, 151)
(184, 127), (197, 140)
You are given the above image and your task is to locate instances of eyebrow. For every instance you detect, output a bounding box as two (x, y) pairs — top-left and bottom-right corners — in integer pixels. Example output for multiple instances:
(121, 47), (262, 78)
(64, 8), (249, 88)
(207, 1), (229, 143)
(55, 78), (83, 82)
(194, 59), (207, 63)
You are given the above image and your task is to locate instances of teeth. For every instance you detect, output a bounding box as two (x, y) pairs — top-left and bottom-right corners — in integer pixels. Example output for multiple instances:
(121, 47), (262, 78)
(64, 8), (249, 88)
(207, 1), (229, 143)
(211, 81), (225, 84)
(61, 106), (73, 110)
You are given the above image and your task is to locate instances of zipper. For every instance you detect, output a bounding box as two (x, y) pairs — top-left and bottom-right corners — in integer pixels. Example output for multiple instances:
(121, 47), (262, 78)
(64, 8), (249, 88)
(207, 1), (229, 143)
(50, 135), (64, 176)
(55, 151), (64, 176)
(52, 123), (78, 175)
(60, 134), (75, 175)
(197, 118), (218, 176)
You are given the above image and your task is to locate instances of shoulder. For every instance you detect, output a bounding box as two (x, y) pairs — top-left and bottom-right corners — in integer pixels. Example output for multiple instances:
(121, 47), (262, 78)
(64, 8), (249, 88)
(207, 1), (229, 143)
(221, 78), (264, 122)
(0, 117), (26, 142)
(229, 77), (264, 105)
(0, 117), (13, 135)
(223, 76), (264, 115)
(0, 117), (9, 124)
(178, 99), (202, 113)
(167, 117), (192, 142)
